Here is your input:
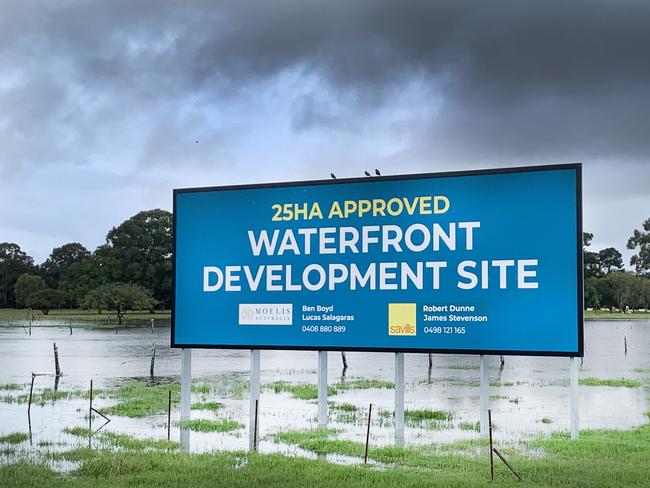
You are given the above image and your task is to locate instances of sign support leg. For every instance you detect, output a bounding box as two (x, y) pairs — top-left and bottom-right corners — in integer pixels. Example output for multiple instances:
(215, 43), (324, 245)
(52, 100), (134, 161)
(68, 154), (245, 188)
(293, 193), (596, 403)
(249, 349), (261, 451)
(395, 352), (405, 446)
(570, 356), (579, 439)
(318, 350), (328, 428)
(480, 354), (489, 436)
(180, 348), (192, 451)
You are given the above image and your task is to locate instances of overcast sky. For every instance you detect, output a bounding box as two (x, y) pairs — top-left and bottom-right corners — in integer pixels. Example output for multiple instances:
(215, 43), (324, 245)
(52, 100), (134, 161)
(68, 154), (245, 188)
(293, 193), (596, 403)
(1, 0), (648, 265)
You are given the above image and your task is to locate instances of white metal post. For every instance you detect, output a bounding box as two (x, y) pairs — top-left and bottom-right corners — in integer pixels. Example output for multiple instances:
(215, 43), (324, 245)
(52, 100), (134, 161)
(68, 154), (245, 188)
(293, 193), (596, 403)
(395, 352), (405, 446)
(479, 354), (489, 436)
(249, 349), (261, 451)
(570, 356), (579, 439)
(318, 350), (328, 428)
(180, 348), (192, 451)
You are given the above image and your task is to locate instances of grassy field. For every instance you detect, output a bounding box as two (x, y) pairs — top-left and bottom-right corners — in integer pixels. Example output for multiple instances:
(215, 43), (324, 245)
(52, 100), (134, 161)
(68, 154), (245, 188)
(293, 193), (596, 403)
(0, 308), (170, 325)
(1, 423), (649, 487)
(585, 309), (649, 320)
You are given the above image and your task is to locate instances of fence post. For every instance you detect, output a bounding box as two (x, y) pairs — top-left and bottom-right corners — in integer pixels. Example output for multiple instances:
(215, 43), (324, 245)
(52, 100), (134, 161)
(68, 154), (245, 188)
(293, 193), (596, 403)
(364, 403), (373, 464)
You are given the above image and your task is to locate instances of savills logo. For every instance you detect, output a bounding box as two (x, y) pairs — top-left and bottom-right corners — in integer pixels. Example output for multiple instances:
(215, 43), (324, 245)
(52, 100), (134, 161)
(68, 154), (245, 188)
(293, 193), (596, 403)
(239, 304), (293, 325)
(388, 303), (416, 336)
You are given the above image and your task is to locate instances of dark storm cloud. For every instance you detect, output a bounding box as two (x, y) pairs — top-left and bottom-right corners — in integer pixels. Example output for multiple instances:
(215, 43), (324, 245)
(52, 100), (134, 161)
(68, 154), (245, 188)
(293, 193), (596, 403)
(3, 0), (649, 165)
(2, 0), (649, 263)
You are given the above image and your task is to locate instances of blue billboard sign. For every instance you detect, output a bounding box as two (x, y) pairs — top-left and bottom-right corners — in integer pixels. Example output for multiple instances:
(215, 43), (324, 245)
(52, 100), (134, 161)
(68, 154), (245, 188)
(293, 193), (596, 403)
(172, 164), (583, 356)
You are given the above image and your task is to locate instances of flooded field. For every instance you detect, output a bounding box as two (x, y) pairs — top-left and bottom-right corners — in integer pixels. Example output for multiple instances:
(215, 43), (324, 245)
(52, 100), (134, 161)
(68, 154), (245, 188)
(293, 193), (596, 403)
(0, 320), (648, 462)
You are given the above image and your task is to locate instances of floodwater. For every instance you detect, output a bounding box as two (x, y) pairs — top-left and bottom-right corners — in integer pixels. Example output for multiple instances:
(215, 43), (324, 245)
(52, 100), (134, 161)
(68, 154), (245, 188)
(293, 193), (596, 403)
(0, 320), (648, 459)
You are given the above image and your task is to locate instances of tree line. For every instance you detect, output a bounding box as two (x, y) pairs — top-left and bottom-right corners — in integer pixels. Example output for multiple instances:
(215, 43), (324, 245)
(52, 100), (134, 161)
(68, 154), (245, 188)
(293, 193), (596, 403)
(0, 209), (171, 321)
(1, 212), (649, 316)
(583, 219), (650, 313)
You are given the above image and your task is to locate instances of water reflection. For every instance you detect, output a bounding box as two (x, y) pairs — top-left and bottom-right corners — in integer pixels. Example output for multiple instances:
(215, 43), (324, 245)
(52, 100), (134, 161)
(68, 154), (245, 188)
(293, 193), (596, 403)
(0, 320), (647, 456)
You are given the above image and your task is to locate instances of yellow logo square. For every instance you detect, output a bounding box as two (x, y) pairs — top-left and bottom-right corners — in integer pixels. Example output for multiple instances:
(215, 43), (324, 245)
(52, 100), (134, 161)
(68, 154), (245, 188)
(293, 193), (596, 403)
(388, 303), (416, 336)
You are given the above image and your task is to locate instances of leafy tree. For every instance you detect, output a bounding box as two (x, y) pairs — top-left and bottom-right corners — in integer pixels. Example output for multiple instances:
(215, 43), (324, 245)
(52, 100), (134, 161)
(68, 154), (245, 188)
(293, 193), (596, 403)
(584, 277), (601, 310)
(594, 277), (616, 312)
(26, 289), (65, 315)
(14, 273), (47, 308)
(97, 209), (172, 308)
(606, 272), (640, 312)
(627, 218), (650, 276)
(639, 279), (650, 313)
(0, 243), (35, 306)
(597, 248), (624, 276)
(41, 243), (91, 288)
(582, 232), (623, 279)
(58, 257), (106, 307)
(82, 283), (154, 325)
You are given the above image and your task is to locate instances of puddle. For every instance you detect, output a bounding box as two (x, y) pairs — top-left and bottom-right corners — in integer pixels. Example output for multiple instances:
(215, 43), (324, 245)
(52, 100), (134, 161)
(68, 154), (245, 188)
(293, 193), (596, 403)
(0, 320), (648, 464)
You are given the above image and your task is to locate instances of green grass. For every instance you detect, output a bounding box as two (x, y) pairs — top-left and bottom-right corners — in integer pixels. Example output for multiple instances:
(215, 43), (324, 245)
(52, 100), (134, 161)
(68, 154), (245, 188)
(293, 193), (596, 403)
(266, 381), (336, 400)
(336, 378), (394, 390)
(192, 401), (223, 411)
(459, 421), (481, 432)
(274, 429), (363, 457)
(2, 424), (650, 487)
(266, 378), (393, 400)
(0, 308), (171, 325)
(489, 381), (515, 387)
(179, 419), (243, 433)
(0, 383), (21, 391)
(1, 388), (89, 405)
(329, 402), (358, 412)
(63, 427), (93, 437)
(585, 309), (650, 320)
(102, 380), (179, 418)
(579, 377), (641, 388)
(0, 432), (29, 444)
(100, 432), (179, 450)
(540, 418), (553, 424)
(405, 409), (454, 421)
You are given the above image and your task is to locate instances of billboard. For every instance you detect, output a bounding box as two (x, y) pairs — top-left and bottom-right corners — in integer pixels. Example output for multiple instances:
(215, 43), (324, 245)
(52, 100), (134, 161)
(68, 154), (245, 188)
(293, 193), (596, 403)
(172, 163), (583, 356)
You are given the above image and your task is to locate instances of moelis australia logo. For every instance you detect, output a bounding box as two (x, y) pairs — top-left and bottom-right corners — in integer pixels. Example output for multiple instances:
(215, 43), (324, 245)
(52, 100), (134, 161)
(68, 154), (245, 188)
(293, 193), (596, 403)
(239, 304), (293, 325)
(388, 303), (417, 336)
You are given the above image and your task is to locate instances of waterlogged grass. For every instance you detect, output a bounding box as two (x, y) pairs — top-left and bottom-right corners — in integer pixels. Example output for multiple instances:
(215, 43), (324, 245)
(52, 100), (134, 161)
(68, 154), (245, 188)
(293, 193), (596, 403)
(63, 428), (179, 450)
(274, 429), (363, 457)
(579, 377), (641, 388)
(179, 419), (243, 433)
(266, 378), (392, 400)
(329, 402), (358, 412)
(459, 421), (481, 432)
(64, 427), (93, 437)
(2, 425), (650, 487)
(192, 401), (223, 411)
(101, 432), (179, 450)
(0, 432), (29, 444)
(405, 409), (454, 421)
(336, 378), (394, 390)
(102, 380), (180, 418)
(267, 381), (335, 400)
(1, 388), (88, 405)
